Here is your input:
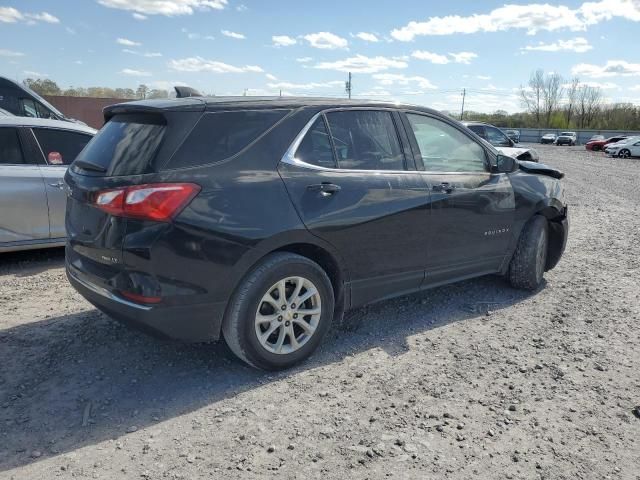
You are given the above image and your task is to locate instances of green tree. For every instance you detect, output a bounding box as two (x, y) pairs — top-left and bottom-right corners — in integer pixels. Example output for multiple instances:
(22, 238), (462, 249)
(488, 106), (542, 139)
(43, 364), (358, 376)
(23, 78), (62, 96)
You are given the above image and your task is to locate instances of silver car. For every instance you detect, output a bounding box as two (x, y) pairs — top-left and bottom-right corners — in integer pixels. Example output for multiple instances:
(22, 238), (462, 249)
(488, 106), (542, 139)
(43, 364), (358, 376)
(0, 117), (96, 252)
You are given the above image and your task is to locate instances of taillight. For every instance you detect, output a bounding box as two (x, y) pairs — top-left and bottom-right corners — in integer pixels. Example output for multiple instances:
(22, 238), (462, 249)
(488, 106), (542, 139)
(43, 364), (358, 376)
(93, 183), (200, 222)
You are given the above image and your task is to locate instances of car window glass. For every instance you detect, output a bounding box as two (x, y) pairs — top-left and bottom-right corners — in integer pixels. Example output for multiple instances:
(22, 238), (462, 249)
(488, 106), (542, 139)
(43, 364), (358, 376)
(325, 110), (404, 170)
(20, 98), (37, 118)
(168, 109), (290, 169)
(35, 102), (53, 119)
(467, 125), (485, 138)
(32, 128), (92, 165)
(0, 127), (24, 164)
(485, 126), (511, 147)
(407, 114), (487, 173)
(295, 117), (336, 168)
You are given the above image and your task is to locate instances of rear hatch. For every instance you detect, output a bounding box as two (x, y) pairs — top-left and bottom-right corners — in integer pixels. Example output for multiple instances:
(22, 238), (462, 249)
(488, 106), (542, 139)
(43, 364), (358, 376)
(65, 100), (204, 295)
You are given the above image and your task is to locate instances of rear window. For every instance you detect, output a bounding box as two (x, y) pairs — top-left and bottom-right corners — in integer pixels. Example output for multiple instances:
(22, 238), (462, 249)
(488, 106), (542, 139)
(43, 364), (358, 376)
(73, 114), (165, 176)
(167, 109), (289, 169)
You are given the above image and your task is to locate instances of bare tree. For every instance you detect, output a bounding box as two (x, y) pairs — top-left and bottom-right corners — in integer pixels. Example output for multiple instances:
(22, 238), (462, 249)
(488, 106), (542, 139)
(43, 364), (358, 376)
(520, 69), (544, 127)
(542, 73), (564, 128)
(577, 85), (603, 128)
(564, 77), (580, 128)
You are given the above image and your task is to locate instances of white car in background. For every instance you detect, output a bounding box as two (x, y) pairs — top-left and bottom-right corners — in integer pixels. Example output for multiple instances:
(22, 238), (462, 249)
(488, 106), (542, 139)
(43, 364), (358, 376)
(0, 117), (96, 252)
(604, 136), (640, 158)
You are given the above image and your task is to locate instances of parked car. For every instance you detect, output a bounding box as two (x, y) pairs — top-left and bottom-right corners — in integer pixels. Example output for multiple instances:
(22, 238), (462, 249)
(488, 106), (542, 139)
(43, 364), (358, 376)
(463, 122), (539, 162)
(585, 135), (628, 151)
(541, 133), (557, 144)
(65, 97), (568, 370)
(588, 135), (605, 142)
(0, 117), (96, 252)
(604, 136), (640, 158)
(0, 107), (14, 117)
(556, 132), (577, 146)
(504, 129), (520, 143)
(0, 76), (82, 123)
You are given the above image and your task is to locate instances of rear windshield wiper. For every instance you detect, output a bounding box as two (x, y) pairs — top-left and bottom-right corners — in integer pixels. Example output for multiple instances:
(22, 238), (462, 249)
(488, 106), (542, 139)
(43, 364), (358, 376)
(74, 160), (107, 173)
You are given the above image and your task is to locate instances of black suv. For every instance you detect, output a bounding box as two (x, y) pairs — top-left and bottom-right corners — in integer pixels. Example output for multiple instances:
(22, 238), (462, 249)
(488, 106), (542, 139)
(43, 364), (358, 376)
(65, 98), (568, 370)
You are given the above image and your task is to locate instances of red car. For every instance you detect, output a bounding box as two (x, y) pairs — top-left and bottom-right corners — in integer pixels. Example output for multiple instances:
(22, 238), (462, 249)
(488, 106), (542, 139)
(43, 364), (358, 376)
(585, 135), (628, 151)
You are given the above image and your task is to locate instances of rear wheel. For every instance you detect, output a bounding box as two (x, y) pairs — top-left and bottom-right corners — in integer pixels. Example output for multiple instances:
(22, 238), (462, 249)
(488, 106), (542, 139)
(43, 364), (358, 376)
(222, 252), (334, 370)
(509, 215), (548, 290)
(619, 149), (631, 158)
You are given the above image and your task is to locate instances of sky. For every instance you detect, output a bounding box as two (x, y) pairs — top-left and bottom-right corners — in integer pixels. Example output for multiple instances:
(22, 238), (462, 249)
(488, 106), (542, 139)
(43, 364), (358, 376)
(1, 0), (640, 113)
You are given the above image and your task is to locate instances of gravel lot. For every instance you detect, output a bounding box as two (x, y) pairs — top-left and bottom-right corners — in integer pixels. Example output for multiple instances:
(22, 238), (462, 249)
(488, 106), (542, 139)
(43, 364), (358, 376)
(1, 144), (639, 480)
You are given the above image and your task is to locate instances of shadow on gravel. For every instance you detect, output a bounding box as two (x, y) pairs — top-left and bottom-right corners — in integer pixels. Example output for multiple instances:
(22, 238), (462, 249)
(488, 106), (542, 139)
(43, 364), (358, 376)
(0, 248), (65, 277)
(0, 275), (541, 471)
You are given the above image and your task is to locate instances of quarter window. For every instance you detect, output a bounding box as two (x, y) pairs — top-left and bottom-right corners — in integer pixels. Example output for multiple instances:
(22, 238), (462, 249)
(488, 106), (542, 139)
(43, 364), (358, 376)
(295, 117), (336, 168)
(32, 128), (92, 165)
(407, 114), (487, 172)
(20, 98), (37, 118)
(0, 127), (24, 164)
(325, 110), (405, 170)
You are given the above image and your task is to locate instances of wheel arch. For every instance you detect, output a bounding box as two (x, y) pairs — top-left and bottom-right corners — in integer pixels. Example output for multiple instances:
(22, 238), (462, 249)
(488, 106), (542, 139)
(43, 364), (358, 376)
(534, 202), (568, 271)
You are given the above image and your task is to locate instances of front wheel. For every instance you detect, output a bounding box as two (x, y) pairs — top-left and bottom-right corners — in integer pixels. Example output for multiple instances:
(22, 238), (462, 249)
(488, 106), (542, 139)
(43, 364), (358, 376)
(619, 149), (631, 158)
(509, 216), (548, 290)
(222, 253), (334, 370)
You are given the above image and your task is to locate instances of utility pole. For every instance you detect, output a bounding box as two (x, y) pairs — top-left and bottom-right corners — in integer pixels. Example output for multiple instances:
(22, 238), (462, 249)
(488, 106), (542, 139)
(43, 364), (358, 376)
(345, 72), (352, 99)
(460, 88), (466, 120)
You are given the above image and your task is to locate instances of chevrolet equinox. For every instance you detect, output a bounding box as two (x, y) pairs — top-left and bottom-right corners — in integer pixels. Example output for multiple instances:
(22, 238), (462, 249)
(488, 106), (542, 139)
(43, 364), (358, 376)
(65, 97), (569, 370)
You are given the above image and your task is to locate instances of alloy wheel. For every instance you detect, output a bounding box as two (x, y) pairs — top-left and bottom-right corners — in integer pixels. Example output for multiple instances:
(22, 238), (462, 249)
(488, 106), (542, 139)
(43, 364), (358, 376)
(254, 276), (322, 355)
(619, 149), (631, 158)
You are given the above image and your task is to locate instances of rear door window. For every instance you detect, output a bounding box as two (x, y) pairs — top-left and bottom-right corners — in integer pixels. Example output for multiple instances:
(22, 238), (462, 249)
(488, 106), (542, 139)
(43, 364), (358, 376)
(324, 110), (405, 170)
(32, 128), (92, 165)
(0, 127), (25, 164)
(73, 114), (165, 175)
(467, 125), (486, 139)
(295, 117), (336, 168)
(20, 98), (37, 118)
(168, 109), (290, 169)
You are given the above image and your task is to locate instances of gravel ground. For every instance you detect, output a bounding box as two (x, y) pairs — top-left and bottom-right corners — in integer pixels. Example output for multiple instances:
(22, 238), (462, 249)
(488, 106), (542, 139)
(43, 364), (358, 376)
(1, 144), (639, 480)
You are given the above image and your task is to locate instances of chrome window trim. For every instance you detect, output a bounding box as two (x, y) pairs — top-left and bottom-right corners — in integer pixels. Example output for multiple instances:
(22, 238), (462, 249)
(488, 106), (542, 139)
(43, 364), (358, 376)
(280, 109), (413, 175)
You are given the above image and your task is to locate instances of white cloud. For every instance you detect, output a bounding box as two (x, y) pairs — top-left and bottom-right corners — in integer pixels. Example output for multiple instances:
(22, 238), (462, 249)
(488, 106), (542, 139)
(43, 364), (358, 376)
(303, 32), (348, 50)
(169, 56), (263, 73)
(272, 35), (297, 47)
(572, 60), (640, 77)
(630, 85), (640, 91)
(98, 0), (228, 16)
(132, 12), (147, 20)
(0, 7), (59, 24)
(265, 73), (278, 81)
(354, 32), (379, 42)
(522, 37), (592, 53)
(267, 80), (344, 91)
(120, 68), (152, 76)
(236, 4), (248, 12)
(296, 57), (313, 63)
(23, 70), (49, 77)
(123, 49), (162, 57)
(117, 37), (141, 46)
(221, 29), (245, 39)
(411, 50), (477, 64)
(373, 73), (437, 90)
(313, 54), (407, 73)
(390, 0), (640, 40)
(449, 52), (477, 64)
(578, 81), (619, 89)
(0, 48), (25, 57)
(411, 50), (449, 64)
(477, 75), (492, 80)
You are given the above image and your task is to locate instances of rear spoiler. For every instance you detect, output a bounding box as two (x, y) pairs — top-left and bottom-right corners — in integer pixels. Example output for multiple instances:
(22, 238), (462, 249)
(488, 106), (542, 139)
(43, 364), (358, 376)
(103, 98), (206, 122)
(174, 86), (202, 98)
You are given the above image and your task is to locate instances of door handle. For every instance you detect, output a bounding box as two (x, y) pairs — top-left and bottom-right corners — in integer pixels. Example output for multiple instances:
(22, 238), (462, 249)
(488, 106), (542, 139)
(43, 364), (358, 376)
(307, 183), (341, 196)
(49, 181), (65, 189)
(432, 182), (455, 194)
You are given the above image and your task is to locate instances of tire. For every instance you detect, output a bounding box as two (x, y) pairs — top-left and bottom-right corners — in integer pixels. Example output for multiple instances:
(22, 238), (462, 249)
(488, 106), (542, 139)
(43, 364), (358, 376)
(222, 252), (334, 370)
(619, 149), (631, 159)
(509, 215), (549, 291)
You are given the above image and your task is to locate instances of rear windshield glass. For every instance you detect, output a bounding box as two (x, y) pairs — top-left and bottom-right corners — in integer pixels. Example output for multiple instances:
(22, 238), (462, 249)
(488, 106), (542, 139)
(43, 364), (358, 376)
(73, 114), (165, 175)
(167, 109), (289, 169)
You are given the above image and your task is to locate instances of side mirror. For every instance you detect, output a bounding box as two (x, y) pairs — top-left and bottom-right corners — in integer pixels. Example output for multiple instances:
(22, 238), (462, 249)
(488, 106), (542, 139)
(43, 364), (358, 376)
(495, 154), (517, 173)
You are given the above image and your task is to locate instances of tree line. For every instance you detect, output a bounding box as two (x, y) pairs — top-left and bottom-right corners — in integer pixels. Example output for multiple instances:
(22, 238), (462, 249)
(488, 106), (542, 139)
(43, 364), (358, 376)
(456, 69), (639, 131)
(23, 78), (170, 100)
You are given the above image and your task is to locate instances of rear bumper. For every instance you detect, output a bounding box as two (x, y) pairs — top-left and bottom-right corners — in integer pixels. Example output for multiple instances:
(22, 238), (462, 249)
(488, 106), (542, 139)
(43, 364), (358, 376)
(67, 263), (226, 342)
